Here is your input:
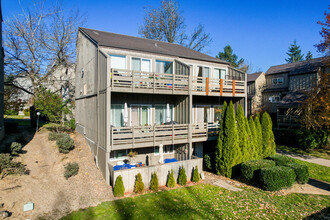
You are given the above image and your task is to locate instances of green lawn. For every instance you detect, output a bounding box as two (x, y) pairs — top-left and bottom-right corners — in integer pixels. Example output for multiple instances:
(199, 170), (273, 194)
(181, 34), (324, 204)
(294, 159), (330, 183)
(4, 115), (25, 119)
(61, 184), (330, 220)
(277, 145), (330, 160)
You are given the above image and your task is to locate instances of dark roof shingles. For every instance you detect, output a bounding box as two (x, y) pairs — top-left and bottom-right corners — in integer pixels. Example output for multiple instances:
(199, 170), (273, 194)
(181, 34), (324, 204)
(247, 72), (263, 82)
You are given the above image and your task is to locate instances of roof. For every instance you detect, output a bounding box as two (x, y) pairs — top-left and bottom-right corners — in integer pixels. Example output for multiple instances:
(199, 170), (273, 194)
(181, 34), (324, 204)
(247, 72), (263, 82)
(278, 91), (307, 106)
(266, 57), (328, 76)
(79, 27), (229, 65)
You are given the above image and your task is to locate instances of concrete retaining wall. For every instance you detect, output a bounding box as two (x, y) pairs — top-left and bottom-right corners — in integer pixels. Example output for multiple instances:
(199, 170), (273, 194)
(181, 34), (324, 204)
(111, 157), (202, 192)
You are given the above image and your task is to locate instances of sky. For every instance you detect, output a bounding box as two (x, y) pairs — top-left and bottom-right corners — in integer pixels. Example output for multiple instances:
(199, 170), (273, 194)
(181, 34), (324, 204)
(2, 0), (329, 72)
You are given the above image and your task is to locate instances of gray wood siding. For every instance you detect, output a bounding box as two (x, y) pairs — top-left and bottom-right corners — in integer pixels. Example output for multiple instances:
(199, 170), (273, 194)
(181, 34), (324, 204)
(265, 73), (288, 89)
(289, 73), (317, 91)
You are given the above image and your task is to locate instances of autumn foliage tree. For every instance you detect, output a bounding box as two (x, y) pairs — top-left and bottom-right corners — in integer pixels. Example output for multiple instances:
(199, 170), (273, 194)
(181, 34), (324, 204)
(316, 5), (330, 55)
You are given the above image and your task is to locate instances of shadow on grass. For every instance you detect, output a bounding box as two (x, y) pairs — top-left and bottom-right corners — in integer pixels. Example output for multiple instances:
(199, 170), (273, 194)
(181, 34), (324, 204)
(304, 206), (330, 219)
(308, 178), (330, 191)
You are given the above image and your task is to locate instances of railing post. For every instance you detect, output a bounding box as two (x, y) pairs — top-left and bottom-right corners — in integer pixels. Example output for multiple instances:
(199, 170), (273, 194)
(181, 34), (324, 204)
(232, 80), (236, 97)
(132, 70), (135, 93)
(132, 126), (135, 149)
(110, 126), (113, 149)
(153, 72), (155, 93)
(220, 79), (223, 96)
(206, 77), (209, 96)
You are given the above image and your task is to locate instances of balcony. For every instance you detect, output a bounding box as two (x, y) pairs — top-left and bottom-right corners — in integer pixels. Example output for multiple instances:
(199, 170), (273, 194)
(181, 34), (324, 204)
(110, 69), (245, 97)
(277, 115), (301, 127)
(110, 123), (220, 150)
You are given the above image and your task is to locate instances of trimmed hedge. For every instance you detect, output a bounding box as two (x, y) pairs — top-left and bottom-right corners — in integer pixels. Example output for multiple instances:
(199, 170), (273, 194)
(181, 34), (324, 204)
(285, 163), (309, 184)
(241, 160), (276, 184)
(267, 155), (295, 166)
(260, 166), (296, 191)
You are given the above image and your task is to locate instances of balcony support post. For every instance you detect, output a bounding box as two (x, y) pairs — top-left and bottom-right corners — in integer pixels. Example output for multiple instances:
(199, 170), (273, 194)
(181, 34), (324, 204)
(188, 67), (193, 159)
(220, 79), (223, 96)
(233, 80), (236, 96)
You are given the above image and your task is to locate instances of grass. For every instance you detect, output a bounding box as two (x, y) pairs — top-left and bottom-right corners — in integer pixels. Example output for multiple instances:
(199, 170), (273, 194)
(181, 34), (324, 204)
(61, 184), (330, 220)
(277, 145), (330, 160)
(4, 115), (25, 119)
(294, 159), (330, 183)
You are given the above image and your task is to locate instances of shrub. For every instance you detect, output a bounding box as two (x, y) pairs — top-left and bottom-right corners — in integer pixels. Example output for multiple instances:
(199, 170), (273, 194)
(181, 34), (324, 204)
(10, 142), (22, 156)
(259, 166), (296, 191)
(178, 166), (187, 185)
(48, 132), (66, 141)
(236, 104), (249, 163)
(67, 118), (76, 131)
(56, 134), (74, 154)
(204, 154), (212, 171)
(113, 175), (125, 197)
(150, 172), (159, 191)
(192, 166), (200, 183)
(64, 162), (79, 179)
(0, 153), (26, 178)
(285, 163), (309, 184)
(241, 159), (276, 184)
(23, 108), (30, 116)
(254, 113), (263, 158)
(267, 155), (295, 166)
(215, 101), (227, 175)
(296, 129), (329, 150)
(249, 116), (260, 159)
(261, 112), (276, 158)
(134, 173), (144, 193)
(167, 169), (176, 188)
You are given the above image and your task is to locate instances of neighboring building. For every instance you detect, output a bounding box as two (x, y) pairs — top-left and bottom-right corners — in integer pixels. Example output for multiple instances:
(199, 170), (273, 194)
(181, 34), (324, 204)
(262, 57), (328, 127)
(0, 0), (4, 140)
(247, 72), (265, 117)
(75, 27), (247, 191)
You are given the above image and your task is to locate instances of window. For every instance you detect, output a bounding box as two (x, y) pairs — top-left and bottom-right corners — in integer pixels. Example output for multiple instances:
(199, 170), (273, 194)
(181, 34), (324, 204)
(272, 77), (283, 85)
(214, 106), (223, 123)
(155, 105), (174, 125)
(197, 66), (210, 78)
(110, 55), (126, 70)
(131, 105), (152, 126)
(115, 150), (127, 159)
(195, 106), (211, 123)
(111, 104), (124, 127)
(269, 96), (280, 103)
(131, 57), (151, 72)
(213, 68), (226, 79)
(156, 60), (173, 74)
(154, 145), (174, 155)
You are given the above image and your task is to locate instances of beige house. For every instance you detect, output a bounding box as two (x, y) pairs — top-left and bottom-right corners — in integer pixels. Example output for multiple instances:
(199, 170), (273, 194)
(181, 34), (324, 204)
(75, 27), (247, 191)
(247, 72), (265, 117)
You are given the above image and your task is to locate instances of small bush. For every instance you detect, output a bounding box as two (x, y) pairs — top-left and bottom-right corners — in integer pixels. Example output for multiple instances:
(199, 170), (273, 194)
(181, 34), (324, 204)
(64, 162), (79, 179)
(167, 169), (176, 188)
(48, 132), (66, 141)
(285, 163), (309, 184)
(56, 134), (74, 154)
(0, 153), (26, 178)
(204, 154), (212, 171)
(10, 142), (22, 156)
(259, 166), (296, 191)
(113, 175), (125, 197)
(241, 160), (276, 184)
(267, 155), (295, 166)
(178, 166), (187, 186)
(192, 166), (200, 183)
(134, 173), (144, 193)
(296, 129), (329, 150)
(23, 108), (30, 116)
(150, 172), (159, 191)
(66, 118), (76, 131)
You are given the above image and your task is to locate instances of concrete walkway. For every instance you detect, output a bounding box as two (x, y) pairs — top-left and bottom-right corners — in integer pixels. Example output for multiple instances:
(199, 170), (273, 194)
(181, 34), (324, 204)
(277, 150), (330, 167)
(203, 172), (243, 191)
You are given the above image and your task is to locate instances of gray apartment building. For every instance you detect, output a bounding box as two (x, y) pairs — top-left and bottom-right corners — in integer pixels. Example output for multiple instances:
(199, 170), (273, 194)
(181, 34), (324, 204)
(247, 72), (265, 117)
(262, 57), (328, 127)
(75, 27), (247, 191)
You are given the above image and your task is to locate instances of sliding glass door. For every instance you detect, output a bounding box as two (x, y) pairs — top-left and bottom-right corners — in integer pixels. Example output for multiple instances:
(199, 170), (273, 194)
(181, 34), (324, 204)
(155, 105), (174, 125)
(131, 105), (151, 126)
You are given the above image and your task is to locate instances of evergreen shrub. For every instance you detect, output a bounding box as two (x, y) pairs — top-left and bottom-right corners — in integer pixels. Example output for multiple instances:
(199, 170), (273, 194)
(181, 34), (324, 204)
(261, 112), (276, 158)
(56, 134), (74, 154)
(192, 166), (200, 182)
(150, 172), (159, 191)
(48, 132), (66, 141)
(178, 166), (187, 185)
(259, 166), (296, 191)
(285, 163), (309, 184)
(64, 162), (79, 179)
(204, 154), (212, 171)
(167, 169), (176, 188)
(10, 142), (22, 156)
(241, 159), (275, 184)
(114, 175), (125, 197)
(267, 155), (295, 166)
(134, 173), (144, 193)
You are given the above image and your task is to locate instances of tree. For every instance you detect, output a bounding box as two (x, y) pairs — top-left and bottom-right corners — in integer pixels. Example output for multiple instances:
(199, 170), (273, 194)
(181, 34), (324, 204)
(315, 5), (330, 55)
(139, 0), (211, 52)
(215, 101), (227, 175)
(150, 172), (159, 191)
(192, 166), (200, 182)
(167, 169), (176, 188)
(113, 175), (125, 197)
(236, 105), (249, 163)
(4, 1), (84, 96)
(217, 45), (244, 68)
(305, 51), (313, 60)
(249, 116), (261, 160)
(220, 101), (239, 178)
(178, 165), (187, 185)
(261, 112), (276, 158)
(285, 40), (304, 63)
(254, 113), (263, 159)
(134, 173), (144, 193)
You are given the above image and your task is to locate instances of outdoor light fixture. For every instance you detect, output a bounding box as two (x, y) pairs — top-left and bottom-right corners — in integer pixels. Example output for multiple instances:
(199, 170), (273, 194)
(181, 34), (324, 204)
(36, 112), (40, 132)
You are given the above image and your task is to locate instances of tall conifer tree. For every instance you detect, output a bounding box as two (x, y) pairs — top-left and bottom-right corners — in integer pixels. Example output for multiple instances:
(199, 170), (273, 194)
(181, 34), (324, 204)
(261, 112), (276, 157)
(236, 105), (249, 163)
(285, 40), (304, 63)
(245, 116), (254, 160)
(254, 113), (263, 159)
(215, 101), (227, 175)
(248, 116), (258, 159)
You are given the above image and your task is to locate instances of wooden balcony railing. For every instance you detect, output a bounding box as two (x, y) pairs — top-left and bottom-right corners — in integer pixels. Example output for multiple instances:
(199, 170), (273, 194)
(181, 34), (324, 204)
(277, 115), (301, 126)
(110, 69), (246, 96)
(110, 123), (220, 150)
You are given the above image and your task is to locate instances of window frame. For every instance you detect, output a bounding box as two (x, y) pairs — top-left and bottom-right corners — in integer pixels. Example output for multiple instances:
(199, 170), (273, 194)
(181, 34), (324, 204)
(130, 57), (152, 72)
(130, 104), (152, 126)
(272, 77), (284, 85)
